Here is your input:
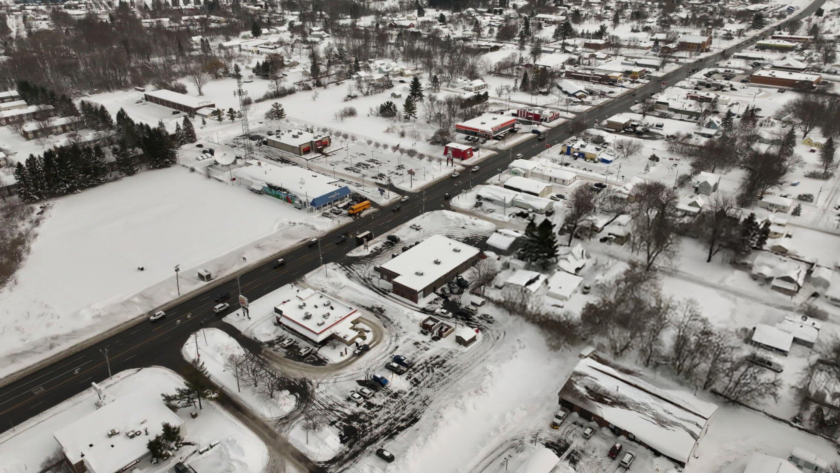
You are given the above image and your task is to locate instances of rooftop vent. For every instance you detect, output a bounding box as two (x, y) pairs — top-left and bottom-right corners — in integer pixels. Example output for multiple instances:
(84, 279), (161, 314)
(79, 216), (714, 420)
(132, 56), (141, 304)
(415, 271), (424, 276)
(434, 259), (441, 265)
(453, 248), (461, 253)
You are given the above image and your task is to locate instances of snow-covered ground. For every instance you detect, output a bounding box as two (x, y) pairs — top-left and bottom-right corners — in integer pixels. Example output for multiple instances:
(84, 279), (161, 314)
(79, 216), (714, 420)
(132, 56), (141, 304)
(0, 367), (268, 473)
(182, 328), (297, 419)
(0, 166), (340, 379)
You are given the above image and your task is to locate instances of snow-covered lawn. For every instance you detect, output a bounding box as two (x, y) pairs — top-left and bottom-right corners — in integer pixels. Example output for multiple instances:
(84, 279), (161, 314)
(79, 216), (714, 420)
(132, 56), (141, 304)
(182, 328), (297, 419)
(0, 367), (268, 473)
(0, 166), (339, 379)
(287, 422), (342, 462)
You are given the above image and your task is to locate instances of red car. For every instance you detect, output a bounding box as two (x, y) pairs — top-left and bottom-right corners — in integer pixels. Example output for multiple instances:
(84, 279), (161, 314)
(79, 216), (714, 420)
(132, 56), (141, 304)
(609, 443), (623, 459)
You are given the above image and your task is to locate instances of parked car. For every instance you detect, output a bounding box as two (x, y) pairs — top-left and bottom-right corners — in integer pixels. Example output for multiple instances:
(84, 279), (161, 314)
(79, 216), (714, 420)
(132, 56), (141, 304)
(149, 311), (166, 322)
(359, 387), (374, 399)
(348, 392), (364, 405)
(215, 292), (231, 303)
(174, 463), (191, 473)
(213, 303), (229, 314)
(471, 166), (480, 173)
(608, 443), (623, 459)
(385, 362), (407, 375)
(393, 355), (413, 368)
(798, 193), (815, 203)
(371, 374), (389, 387)
(435, 308), (452, 318)
(280, 338), (295, 348)
(387, 235), (401, 243)
(451, 172), (460, 178)
(538, 135), (546, 141)
(376, 448), (395, 463)
(582, 284), (591, 294)
(479, 314), (495, 324)
(410, 224), (422, 231)
(516, 153), (524, 159)
(550, 409), (568, 428)
(273, 259), (286, 269)
(299, 347), (312, 357)
(401, 195), (409, 202)
(354, 343), (370, 356)
(582, 427), (595, 439)
(620, 452), (636, 468)
(308, 238), (319, 247)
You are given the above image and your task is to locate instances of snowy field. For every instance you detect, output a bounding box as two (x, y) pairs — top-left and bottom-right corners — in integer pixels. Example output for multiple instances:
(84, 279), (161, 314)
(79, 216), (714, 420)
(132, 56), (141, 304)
(0, 167), (339, 379)
(0, 367), (268, 473)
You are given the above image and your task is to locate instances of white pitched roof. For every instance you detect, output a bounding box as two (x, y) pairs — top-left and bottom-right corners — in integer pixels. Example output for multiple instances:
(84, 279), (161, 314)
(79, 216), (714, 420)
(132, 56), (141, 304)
(751, 324), (794, 352)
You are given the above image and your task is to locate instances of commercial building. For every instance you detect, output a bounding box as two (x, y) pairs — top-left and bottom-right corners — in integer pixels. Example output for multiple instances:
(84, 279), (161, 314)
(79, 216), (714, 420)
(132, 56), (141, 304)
(233, 160), (351, 210)
(750, 69), (822, 88)
(558, 356), (717, 467)
(143, 89), (215, 115)
(517, 108), (561, 123)
(770, 33), (814, 43)
(273, 287), (362, 345)
(443, 142), (474, 160)
(677, 34), (712, 51)
(455, 114), (517, 139)
(54, 393), (185, 473)
(756, 39), (798, 51)
(376, 234), (480, 303)
(477, 185), (554, 213)
(265, 129), (331, 156)
(503, 176), (552, 197)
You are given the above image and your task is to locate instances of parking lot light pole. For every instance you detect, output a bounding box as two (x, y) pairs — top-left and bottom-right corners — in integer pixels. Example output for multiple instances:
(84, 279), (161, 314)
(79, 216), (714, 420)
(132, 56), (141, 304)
(174, 265), (181, 296)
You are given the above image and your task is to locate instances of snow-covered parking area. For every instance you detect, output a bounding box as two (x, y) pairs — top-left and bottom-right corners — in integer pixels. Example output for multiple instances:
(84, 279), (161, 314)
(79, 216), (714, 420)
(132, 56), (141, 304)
(0, 166), (340, 379)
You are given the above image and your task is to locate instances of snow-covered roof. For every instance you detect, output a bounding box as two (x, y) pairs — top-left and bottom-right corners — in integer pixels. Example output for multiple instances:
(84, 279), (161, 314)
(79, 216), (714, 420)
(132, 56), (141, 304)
(145, 89), (214, 109)
(791, 447), (829, 470)
(271, 129), (327, 148)
(456, 114), (517, 134)
(776, 319), (819, 345)
(772, 58), (807, 70)
(540, 167), (577, 182)
(546, 271), (583, 301)
(455, 325), (477, 341)
(234, 161), (347, 201)
(0, 104), (52, 118)
(679, 34), (709, 43)
(379, 235), (479, 292)
(784, 314), (822, 330)
(761, 195), (793, 207)
(505, 269), (546, 292)
(504, 176), (550, 195)
(558, 357), (717, 465)
(0, 90), (20, 100)
(486, 229), (522, 251)
(558, 244), (587, 275)
(509, 159), (541, 171)
(516, 447), (560, 473)
(273, 286), (358, 343)
(54, 393), (184, 473)
(744, 454), (800, 473)
(752, 69), (821, 82)
(751, 324), (794, 352)
(21, 116), (79, 132)
(0, 100), (28, 110)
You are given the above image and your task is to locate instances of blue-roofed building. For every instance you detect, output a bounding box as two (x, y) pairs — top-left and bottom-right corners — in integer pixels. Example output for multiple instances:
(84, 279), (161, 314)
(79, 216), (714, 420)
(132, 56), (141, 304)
(233, 160), (351, 210)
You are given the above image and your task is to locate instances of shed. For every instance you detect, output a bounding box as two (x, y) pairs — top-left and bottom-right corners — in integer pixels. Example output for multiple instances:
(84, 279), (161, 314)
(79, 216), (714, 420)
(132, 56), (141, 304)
(776, 319), (819, 348)
(750, 324), (794, 355)
(455, 326), (479, 347)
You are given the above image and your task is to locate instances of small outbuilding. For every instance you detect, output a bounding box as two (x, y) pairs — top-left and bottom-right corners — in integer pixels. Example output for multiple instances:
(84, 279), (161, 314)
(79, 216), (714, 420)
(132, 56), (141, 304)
(750, 324), (794, 356)
(455, 326), (479, 347)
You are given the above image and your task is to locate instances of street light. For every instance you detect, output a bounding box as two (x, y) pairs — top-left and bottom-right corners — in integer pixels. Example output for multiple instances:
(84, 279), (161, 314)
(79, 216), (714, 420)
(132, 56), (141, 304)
(100, 348), (111, 378)
(174, 265), (181, 296)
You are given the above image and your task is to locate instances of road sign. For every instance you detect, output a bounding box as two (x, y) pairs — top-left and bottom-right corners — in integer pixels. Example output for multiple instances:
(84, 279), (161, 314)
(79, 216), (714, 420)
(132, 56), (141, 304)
(239, 295), (249, 308)
(378, 188), (385, 196)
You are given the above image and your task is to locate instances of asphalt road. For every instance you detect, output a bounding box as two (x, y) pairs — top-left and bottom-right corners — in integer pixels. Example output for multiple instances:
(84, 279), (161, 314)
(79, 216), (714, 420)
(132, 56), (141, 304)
(0, 0), (826, 437)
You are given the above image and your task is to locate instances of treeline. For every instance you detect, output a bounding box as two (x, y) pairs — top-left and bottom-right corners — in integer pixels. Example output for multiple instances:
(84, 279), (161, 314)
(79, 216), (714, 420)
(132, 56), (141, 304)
(16, 80), (78, 117)
(13, 107), (195, 202)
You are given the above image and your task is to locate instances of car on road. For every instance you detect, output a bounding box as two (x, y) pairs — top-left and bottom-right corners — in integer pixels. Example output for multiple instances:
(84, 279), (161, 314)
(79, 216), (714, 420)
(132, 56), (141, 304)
(308, 238), (319, 247)
(392, 205), (401, 212)
(354, 343), (370, 356)
(401, 195), (409, 202)
(582, 427), (595, 439)
(608, 443), (623, 459)
(348, 392), (364, 405)
(372, 374), (389, 387)
(215, 292), (231, 303)
(393, 355), (413, 368)
(550, 409), (568, 428)
(385, 362), (407, 375)
(273, 258), (286, 269)
(619, 452), (636, 468)
(376, 448), (395, 463)
(515, 153), (523, 159)
(299, 347), (312, 357)
(359, 387), (374, 398)
(280, 338), (295, 348)
(538, 135), (546, 141)
(149, 311), (166, 322)
(213, 303), (229, 314)
(451, 172), (460, 178)
(336, 235), (348, 245)
(471, 166), (480, 173)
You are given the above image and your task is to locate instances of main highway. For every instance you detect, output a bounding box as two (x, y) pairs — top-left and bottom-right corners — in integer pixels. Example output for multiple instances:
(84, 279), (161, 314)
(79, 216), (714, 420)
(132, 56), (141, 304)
(0, 0), (825, 440)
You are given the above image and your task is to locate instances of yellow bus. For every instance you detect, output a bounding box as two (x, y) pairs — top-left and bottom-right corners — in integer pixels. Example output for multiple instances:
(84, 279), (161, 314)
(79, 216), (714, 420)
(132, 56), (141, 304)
(348, 200), (371, 215)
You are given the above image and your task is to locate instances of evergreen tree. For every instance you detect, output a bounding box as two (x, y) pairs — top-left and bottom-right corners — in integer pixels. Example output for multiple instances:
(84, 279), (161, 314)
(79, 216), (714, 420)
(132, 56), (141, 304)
(232, 64), (242, 80)
(353, 56), (360, 73)
(596, 24), (608, 39)
(793, 203), (803, 216)
(114, 139), (138, 176)
(438, 13), (446, 24)
(409, 76), (424, 101)
(522, 16), (531, 36)
(213, 109), (224, 122)
(431, 75), (440, 92)
(140, 127), (176, 169)
(174, 122), (184, 146)
(778, 128), (796, 160)
(98, 105), (113, 129)
(403, 97), (417, 120)
(517, 219), (539, 263)
(378, 101), (398, 118)
(534, 219), (559, 268)
(751, 12), (765, 29)
(520, 71), (530, 91)
(14, 162), (36, 202)
(265, 102), (286, 120)
(182, 117), (197, 143)
(42, 150), (58, 195)
(757, 220), (770, 248)
(721, 110), (734, 134)
(417, 0), (424, 17)
(227, 108), (237, 121)
(251, 20), (261, 37)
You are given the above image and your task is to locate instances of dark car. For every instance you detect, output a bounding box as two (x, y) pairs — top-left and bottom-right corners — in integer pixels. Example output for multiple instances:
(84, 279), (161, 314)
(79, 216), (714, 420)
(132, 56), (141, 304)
(376, 448), (395, 463)
(273, 258), (286, 269)
(174, 463), (192, 473)
(215, 292), (231, 303)
(392, 205), (401, 212)
(336, 235), (348, 245)
(609, 443), (623, 459)
(385, 362), (407, 375)
(538, 135), (546, 141)
(308, 238), (318, 248)
(387, 235), (401, 243)
(393, 355), (413, 368)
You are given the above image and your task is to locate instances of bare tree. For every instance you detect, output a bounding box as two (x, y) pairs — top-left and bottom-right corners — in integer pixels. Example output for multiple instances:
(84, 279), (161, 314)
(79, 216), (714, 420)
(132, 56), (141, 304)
(563, 186), (597, 246)
(695, 193), (738, 263)
(737, 150), (787, 207)
(670, 299), (711, 378)
(776, 94), (827, 139)
(717, 357), (782, 405)
(614, 138), (643, 160)
(630, 181), (680, 271)
(470, 258), (498, 295)
(699, 330), (738, 390)
(188, 63), (210, 96)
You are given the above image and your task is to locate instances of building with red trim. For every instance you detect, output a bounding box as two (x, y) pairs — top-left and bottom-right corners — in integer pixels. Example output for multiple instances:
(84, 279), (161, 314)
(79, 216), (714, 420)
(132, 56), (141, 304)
(455, 114), (517, 139)
(517, 108), (561, 123)
(273, 287), (362, 345)
(443, 142), (474, 160)
(266, 129), (331, 156)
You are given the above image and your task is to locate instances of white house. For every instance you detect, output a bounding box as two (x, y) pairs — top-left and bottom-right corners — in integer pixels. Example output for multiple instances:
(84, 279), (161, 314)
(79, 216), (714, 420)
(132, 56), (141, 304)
(750, 324), (794, 356)
(546, 271), (583, 301)
(759, 195), (793, 213)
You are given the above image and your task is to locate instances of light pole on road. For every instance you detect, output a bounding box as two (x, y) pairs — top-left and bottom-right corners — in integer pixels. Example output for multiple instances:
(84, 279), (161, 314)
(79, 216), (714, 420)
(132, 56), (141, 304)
(100, 348), (111, 378)
(174, 265), (181, 296)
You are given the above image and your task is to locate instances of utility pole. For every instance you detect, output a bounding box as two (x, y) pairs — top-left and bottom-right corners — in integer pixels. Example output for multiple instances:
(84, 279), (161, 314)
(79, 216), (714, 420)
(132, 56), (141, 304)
(194, 331), (200, 360)
(174, 264), (180, 296)
(100, 348), (111, 378)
